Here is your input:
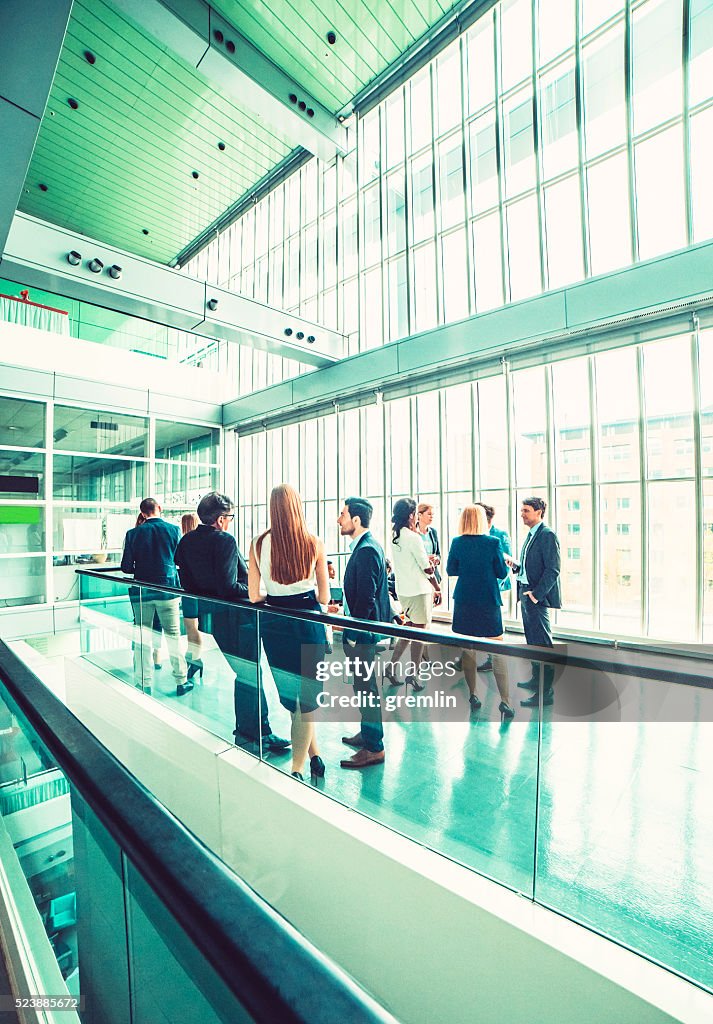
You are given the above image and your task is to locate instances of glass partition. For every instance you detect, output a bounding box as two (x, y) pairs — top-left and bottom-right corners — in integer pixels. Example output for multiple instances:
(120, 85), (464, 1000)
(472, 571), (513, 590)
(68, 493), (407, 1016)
(78, 574), (263, 754)
(535, 655), (713, 991)
(72, 570), (713, 993)
(256, 606), (540, 896)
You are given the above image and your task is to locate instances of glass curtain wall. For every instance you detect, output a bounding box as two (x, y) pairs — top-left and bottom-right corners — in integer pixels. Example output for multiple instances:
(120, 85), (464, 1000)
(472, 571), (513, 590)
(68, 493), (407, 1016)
(237, 324), (713, 644)
(186, 0), (713, 384)
(0, 395), (220, 607)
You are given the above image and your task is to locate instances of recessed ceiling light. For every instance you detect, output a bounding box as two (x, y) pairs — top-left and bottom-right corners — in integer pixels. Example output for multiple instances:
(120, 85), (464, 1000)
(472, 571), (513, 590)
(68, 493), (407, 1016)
(218, 141), (226, 151)
(68, 98), (79, 110)
(84, 50), (96, 65)
(192, 170), (199, 179)
(38, 183), (48, 192)
(142, 228), (149, 235)
(327, 30), (336, 44)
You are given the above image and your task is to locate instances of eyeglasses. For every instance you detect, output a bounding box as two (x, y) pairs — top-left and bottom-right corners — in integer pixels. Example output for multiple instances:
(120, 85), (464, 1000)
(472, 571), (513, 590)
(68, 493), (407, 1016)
(221, 513), (235, 520)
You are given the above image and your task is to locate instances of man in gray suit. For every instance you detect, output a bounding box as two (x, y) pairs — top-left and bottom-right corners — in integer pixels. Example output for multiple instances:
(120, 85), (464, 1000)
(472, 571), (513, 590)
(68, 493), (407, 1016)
(512, 497), (561, 707)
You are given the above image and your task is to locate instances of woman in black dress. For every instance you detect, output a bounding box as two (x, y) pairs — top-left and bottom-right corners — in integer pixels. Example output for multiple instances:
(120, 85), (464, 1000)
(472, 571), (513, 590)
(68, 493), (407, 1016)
(248, 484), (330, 780)
(446, 504), (514, 718)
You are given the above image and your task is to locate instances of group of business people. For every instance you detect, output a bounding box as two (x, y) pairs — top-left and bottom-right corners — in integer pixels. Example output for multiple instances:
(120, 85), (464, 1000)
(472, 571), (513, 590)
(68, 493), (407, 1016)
(120, 487), (561, 779)
(120, 488), (391, 779)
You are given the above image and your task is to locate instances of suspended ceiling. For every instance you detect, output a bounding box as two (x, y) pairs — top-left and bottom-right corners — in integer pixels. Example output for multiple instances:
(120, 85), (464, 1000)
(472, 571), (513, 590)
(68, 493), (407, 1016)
(18, 0), (458, 266)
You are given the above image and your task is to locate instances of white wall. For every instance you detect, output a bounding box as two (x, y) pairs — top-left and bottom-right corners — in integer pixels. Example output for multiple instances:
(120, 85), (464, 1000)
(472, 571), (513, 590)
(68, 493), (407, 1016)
(0, 320), (227, 407)
(59, 657), (711, 1024)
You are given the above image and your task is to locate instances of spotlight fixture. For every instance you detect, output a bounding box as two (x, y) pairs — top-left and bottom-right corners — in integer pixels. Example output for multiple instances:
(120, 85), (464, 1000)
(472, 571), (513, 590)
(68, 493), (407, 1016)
(284, 327), (293, 336)
(289, 93), (297, 104)
(327, 30), (336, 44)
(218, 141), (226, 151)
(66, 250), (82, 266)
(307, 108), (314, 117)
(84, 50), (96, 64)
(226, 40), (235, 53)
(68, 97), (79, 109)
(296, 331), (305, 340)
(192, 170), (199, 179)
(88, 257), (104, 273)
(307, 335), (316, 343)
(38, 183), (48, 192)
(108, 264), (122, 280)
(207, 298), (219, 311)
(214, 29), (224, 43)
(298, 100), (306, 111)
(142, 228), (149, 235)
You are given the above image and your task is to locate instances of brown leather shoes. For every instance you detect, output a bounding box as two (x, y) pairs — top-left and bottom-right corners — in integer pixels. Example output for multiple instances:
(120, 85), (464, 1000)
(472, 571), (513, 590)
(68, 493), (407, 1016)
(341, 732), (364, 747)
(340, 748), (385, 769)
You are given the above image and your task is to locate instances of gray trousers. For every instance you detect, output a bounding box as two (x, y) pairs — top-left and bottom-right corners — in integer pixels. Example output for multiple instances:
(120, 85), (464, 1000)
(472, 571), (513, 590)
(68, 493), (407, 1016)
(134, 597), (186, 684)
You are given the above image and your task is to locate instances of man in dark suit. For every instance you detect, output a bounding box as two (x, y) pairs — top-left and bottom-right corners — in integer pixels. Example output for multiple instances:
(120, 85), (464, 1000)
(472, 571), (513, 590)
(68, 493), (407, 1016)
(175, 491), (289, 751)
(121, 497), (187, 695)
(513, 497), (561, 707)
(336, 497), (390, 769)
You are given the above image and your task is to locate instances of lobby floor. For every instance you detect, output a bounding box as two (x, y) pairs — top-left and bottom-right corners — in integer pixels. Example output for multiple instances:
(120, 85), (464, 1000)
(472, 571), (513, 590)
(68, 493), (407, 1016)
(19, 621), (713, 995)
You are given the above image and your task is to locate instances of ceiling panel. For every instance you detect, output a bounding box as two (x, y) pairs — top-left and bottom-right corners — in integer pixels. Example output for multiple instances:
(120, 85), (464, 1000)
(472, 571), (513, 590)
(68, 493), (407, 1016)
(19, 0), (294, 263)
(215, 0), (452, 111)
(19, 0), (458, 265)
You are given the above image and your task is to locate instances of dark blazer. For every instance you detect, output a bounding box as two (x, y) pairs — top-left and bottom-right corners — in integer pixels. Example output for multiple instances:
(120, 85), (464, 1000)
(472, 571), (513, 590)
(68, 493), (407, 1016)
(121, 517), (181, 587)
(174, 525), (248, 601)
(175, 525), (252, 660)
(446, 534), (508, 606)
(516, 524), (562, 608)
(343, 532), (391, 632)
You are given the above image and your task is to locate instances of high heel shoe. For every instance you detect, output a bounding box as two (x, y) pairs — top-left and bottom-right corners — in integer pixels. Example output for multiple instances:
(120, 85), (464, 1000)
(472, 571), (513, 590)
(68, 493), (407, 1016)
(310, 755), (325, 777)
(405, 675), (425, 692)
(499, 700), (515, 720)
(291, 771), (304, 780)
(186, 658), (204, 682)
(469, 693), (482, 710)
(383, 663), (402, 686)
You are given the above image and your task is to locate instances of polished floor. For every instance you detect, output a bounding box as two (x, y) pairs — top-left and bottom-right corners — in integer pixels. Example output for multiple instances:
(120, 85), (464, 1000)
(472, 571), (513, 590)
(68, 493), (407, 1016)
(19, 614), (713, 995)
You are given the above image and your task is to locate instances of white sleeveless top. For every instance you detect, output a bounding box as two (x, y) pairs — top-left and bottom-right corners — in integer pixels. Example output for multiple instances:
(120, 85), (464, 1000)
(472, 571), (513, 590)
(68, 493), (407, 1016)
(253, 532), (318, 596)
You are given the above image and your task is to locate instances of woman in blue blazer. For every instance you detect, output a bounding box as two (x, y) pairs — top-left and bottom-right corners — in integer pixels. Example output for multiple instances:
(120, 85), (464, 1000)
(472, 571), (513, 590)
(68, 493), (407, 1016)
(446, 504), (514, 719)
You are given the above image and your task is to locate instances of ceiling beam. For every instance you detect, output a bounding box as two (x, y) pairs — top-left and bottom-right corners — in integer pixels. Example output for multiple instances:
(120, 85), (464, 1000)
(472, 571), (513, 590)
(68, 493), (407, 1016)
(2, 214), (344, 367)
(111, 0), (348, 163)
(0, 0), (73, 256)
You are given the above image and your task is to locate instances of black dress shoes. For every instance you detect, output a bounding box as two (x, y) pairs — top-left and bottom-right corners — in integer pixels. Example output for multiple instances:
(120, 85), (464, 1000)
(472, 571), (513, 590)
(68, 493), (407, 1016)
(176, 680), (194, 697)
(263, 733), (291, 751)
(342, 732), (364, 747)
(520, 688), (554, 708)
(517, 677), (539, 691)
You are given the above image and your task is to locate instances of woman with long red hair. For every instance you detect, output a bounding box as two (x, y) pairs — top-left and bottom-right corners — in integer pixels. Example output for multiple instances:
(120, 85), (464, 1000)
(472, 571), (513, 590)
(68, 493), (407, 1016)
(248, 484), (330, 780)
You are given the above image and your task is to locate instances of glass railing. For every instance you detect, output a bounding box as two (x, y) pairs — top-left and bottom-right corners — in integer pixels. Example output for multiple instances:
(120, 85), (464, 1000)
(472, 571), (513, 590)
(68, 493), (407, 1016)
(72, 568), (713, 996)
(0, 637), (398, 1024)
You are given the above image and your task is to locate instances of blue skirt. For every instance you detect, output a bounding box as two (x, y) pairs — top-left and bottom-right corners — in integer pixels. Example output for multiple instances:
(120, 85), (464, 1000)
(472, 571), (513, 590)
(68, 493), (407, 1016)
(261, 592), (327, 713)
(452, 602), (503, 639)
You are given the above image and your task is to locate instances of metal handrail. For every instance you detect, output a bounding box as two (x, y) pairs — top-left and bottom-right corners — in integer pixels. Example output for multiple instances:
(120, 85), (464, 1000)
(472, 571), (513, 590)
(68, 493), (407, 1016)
(76, 569), (713, 690)
(0, 640), (398, 1024)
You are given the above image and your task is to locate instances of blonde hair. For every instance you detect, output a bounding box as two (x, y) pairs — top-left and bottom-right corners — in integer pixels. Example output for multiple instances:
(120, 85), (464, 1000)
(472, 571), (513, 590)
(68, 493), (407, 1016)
(417, 502), (433, 515)
(181, 513), (199, 536)
(459, 504), (488, 536)
(257, 484), (317, 585)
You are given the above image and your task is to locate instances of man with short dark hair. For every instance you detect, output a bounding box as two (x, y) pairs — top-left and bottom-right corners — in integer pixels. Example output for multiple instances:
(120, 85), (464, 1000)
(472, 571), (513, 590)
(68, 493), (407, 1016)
(337, 497), (390, 769)
(175, 491), (289, 751)
(121, 497), (187, 695)
(513, 497), (561, 707)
